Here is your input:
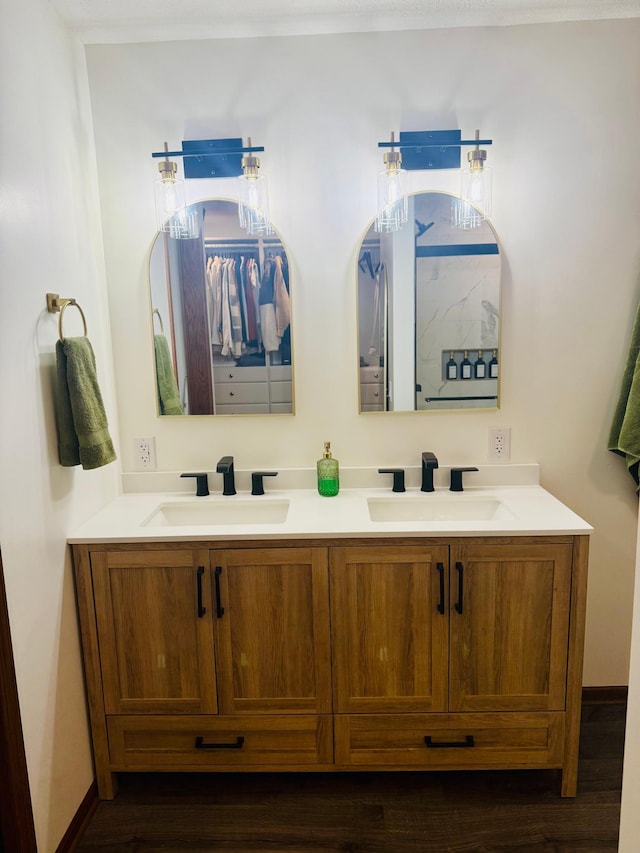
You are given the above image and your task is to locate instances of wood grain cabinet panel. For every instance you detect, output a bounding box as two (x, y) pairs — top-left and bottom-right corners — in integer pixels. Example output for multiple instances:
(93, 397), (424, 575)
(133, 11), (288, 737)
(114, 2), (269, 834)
(448, 542), (572, 713)
(212, 547), (331, 715)
(91, 549), (217, 715)
(330, 545), (449, 713)
(335, 712), (564, 767)
(107, 714), (333, 768)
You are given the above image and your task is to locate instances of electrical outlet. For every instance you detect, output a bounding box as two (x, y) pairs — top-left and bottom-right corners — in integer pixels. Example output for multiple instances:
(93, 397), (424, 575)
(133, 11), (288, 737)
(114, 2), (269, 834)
(134, 436), (157, 470)
(488, 427), (511, 462)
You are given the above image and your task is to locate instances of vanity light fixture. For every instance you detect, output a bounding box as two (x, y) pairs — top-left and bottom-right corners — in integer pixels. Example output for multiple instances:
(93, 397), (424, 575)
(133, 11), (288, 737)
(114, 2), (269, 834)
(457, 129), (493, 230)
(238, 138), (273, 236)
(153, 142), (197, 239)
(151, 137), (272, 237)
(375, 132), (409, 233)
(376, 129), (493, 230)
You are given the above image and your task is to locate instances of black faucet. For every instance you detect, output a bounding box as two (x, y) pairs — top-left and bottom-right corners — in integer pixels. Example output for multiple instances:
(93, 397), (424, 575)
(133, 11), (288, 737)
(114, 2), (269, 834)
(378, 468), (406, 493)
(421, 452), (439, 492)
(216, 455), (236, 496)
(180, 472), (210, 497)
(251, 471), (278, 496)
(450, 466), (478, 492)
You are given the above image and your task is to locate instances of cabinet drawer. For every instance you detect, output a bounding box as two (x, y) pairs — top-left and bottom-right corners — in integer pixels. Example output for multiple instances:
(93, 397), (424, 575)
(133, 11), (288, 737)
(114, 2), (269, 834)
(108, 715), (333, 767)
(360, 384), (384, 405)
(360, 367), (383, 384)
(270, 381), (292, 404)
(215, 382), (269, 404)
(269, 365), (292, 381)
(335, 713), (564, 768)
(215, 403), (270, 415)
(213, 367), (267, 383)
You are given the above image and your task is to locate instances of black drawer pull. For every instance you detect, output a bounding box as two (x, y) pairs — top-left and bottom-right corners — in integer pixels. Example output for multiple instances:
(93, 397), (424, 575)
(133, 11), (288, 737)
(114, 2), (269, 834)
(195, 735), (245, 750)
(425, 735), (475, 749)
(436, 562), (445, 614)
(196, 566), (206, 618)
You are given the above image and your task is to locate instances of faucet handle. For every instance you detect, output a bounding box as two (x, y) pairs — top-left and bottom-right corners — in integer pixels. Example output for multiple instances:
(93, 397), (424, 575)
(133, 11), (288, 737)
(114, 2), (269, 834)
(378, 468), (406, 493)
(251, 471), (278, 496)
(180, 472), (210, 497)
(449, 467), (479, 492)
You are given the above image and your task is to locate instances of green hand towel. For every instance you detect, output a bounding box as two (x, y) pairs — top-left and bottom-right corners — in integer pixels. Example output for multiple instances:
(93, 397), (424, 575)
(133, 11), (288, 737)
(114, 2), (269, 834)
(55, 337), (116, 470)
(154, 334), (184, 415)
(609, 302), (640, 486)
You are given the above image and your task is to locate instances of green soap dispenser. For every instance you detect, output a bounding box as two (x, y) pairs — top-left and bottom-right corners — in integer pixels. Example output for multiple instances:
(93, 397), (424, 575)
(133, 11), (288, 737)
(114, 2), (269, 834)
(317, 441), (339, 497)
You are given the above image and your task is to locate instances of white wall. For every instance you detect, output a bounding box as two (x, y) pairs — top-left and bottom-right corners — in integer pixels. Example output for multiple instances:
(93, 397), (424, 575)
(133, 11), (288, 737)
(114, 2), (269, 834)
(619, 505), (640, 849)
(0, 0), (119, 850)
(85, 20), (640, 690)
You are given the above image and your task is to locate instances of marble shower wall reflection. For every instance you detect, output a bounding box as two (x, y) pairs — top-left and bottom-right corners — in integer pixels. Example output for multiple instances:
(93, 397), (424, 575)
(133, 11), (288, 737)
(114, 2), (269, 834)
(357, 192), (501, 413)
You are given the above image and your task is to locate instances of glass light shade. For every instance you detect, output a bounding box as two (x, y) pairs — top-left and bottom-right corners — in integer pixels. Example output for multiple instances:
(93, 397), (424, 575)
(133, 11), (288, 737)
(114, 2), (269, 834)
(457, 165), (493, 229)
(154, 175), (187, 230)
(238, 173), (273, 235)
(375, 167), (408, 233)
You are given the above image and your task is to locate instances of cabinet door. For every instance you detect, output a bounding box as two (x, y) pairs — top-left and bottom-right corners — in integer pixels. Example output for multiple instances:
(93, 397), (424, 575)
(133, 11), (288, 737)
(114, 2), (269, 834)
(330, 545), (449, 713)
(449, 542), (572, 712)
(212, 548), (331, 715)
(92, 549), (217, 715)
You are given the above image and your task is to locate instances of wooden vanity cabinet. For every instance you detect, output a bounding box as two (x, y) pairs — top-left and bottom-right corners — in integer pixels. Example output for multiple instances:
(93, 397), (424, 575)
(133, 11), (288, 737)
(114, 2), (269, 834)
(330, 540), (582, 795)
(72, 535), (588, 800)
(73, 543), (333, 798)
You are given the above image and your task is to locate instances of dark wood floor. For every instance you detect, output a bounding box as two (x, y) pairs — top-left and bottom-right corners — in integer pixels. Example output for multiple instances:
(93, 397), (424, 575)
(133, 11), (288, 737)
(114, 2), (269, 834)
(76, 700), (625, 853)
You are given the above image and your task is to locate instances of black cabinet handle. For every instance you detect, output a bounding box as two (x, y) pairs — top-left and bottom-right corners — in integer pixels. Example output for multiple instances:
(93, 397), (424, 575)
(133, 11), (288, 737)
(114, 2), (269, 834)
(195, 735), (245, 750)
(455, 561), (464, 614)
(425, 735), (475, 749)
(196, 566), (206, 618)
(214, 566), (224, 619)
(436, 562), (445, 614)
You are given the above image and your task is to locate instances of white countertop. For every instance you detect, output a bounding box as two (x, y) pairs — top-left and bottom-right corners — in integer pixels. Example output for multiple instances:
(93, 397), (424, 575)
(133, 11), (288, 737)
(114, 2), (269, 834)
(67, 483), (593, 544)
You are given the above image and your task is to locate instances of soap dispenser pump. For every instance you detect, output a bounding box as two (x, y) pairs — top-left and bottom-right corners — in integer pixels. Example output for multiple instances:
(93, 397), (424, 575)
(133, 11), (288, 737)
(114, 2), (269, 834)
(317, 441), (339, 497)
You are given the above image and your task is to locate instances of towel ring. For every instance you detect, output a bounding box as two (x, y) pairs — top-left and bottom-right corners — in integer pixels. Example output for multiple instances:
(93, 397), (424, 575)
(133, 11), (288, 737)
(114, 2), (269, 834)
(46, 293), (88, 341)
(58, 300), (88, 342)
(152, 308), (165, 334)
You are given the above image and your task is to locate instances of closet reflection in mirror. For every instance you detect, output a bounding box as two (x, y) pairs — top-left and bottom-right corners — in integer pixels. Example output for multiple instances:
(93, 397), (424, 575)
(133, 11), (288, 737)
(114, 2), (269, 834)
(149, 199), (293, 415)
(357, 192), (501, 412)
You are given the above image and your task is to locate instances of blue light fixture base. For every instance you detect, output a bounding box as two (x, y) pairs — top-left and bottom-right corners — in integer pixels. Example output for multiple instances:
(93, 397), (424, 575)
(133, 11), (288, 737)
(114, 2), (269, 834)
(399, 130), (462, 171)
(182, 138), (244, 179)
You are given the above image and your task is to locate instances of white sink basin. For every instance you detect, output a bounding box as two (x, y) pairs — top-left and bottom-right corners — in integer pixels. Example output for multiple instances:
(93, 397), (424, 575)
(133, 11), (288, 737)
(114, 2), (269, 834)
(142, 499), (290, 527)
(367, 494), (514, 523)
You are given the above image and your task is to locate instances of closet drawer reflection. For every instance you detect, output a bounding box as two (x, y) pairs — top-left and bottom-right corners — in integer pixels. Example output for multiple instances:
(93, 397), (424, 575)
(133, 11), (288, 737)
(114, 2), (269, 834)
(215, 404), (271, 415)
(270, 382), (293, 405)
(214, 367), (268, 384)
(215, 383), (269, 405)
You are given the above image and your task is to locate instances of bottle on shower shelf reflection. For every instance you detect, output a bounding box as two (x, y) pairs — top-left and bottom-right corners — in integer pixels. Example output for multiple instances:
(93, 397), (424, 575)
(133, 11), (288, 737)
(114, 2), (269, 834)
(446, 351), (458, 380)
(474, 350), (487, 379)
(489, 349), (499, 379)
(460, 350), (472, 380)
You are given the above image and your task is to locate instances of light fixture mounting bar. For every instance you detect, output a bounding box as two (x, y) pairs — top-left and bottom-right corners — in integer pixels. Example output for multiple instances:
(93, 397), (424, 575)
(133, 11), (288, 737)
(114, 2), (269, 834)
(377, 130), (492, 171)
(151, 138), (266, 179)
(377, 139), (493, 149)
(151, 145), (265, 158)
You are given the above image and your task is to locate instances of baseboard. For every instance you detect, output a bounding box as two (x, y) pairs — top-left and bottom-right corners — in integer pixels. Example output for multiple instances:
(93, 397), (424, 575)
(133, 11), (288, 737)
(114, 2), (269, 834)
(582, 685), (628, 704)
(55, 781), (99, 853)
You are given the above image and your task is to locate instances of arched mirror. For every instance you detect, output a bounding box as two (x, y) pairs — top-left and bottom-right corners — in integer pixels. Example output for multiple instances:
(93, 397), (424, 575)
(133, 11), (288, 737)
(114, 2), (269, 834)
(149, 199), (293, 416)
(357, 191), (501, 412)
